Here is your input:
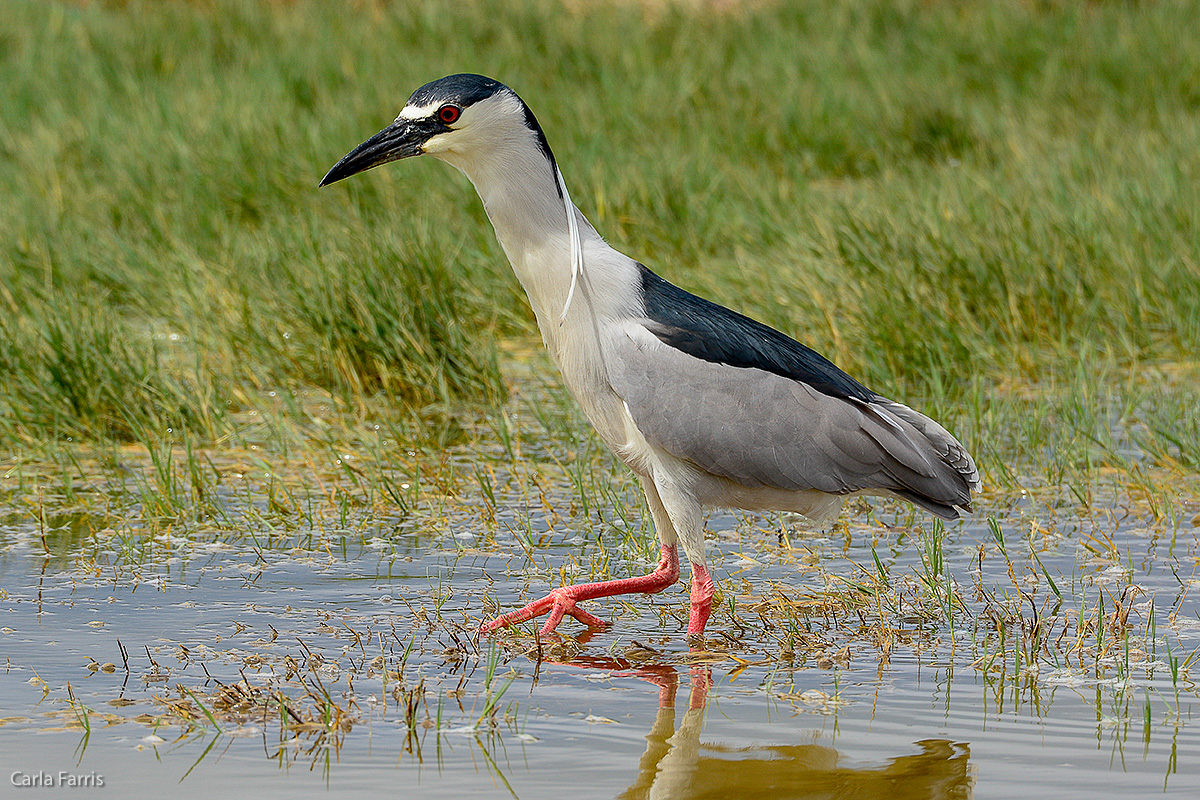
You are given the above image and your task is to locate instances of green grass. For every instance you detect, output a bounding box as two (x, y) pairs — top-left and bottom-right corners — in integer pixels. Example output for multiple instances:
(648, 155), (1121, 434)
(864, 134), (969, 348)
(1, 0), (1198, 498)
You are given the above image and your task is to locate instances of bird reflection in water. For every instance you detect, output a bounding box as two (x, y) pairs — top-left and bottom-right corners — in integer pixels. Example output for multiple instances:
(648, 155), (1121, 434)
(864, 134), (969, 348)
(557, 653), (974, 800)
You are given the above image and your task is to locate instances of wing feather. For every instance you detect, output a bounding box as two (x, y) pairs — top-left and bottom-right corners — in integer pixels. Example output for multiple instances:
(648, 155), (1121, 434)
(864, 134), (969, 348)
(607, 325), (975, 518)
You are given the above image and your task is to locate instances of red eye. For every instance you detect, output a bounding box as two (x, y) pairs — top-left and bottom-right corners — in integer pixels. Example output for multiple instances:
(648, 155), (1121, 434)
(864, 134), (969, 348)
(438, 104), (461, 125)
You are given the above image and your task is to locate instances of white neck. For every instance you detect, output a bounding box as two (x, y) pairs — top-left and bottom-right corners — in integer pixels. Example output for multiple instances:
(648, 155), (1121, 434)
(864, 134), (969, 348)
(422, 94), (645, 448)
(467, 153), (581, 320)
(427, 100), (641, 345)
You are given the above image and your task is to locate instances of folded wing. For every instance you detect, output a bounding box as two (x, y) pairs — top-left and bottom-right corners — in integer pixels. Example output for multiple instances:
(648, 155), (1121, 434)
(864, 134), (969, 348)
(607, 323), (978, 519)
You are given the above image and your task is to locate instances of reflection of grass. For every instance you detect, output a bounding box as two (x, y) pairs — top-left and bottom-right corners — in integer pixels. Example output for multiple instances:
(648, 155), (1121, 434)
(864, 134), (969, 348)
(14, 490), (1196, 779)
(477, 638), (519, 728)
(64, 682), (91, 760)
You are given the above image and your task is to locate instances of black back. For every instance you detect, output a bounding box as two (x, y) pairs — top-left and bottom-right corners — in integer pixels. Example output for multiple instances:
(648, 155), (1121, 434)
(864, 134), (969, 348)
(638, 264), (877, 403)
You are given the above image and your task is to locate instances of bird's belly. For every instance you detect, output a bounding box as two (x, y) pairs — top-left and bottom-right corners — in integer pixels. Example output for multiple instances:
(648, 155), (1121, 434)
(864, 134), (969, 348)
(571, 383), (656, 476)
(693, 474), (845, 521)
(533, 311), (635, 447)
(546, 338), (651, 473)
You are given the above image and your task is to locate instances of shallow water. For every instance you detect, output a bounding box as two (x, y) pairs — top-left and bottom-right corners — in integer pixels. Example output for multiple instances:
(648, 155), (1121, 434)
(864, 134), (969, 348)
(1, 477), (1197, 798)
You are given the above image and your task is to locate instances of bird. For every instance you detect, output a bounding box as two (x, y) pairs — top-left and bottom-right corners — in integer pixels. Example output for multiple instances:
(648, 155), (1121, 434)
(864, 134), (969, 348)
(320, 74), (979, 641)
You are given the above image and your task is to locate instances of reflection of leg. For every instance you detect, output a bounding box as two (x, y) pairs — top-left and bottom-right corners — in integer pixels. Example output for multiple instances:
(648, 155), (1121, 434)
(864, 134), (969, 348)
(652, 692), (706, 796)
(687, 666), (711, 711)
(634, 665), (679, 710)
(564, 655), (680, 710)
(480, 544), (680, 635)
(620, 705), (677, 800)
(618, 669), (680, 800)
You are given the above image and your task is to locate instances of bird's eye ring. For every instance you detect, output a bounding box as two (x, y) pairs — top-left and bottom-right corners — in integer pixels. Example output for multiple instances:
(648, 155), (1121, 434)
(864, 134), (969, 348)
(438, 104), (461, 125)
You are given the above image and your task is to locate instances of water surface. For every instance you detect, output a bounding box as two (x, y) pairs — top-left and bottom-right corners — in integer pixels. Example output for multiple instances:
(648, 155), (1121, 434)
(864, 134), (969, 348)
(1, 474), (1197, 798)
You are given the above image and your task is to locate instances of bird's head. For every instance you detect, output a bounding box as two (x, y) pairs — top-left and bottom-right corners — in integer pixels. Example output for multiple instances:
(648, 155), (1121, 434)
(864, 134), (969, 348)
(319, 73), (555, 187)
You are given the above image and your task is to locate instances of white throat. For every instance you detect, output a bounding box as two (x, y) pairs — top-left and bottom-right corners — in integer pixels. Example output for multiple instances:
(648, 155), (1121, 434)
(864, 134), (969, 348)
(422, 92), (600, 333)
(415, 89), (646, 450)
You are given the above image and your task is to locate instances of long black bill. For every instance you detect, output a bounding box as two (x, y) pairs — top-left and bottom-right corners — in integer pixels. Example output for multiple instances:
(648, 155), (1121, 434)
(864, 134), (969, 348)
(319, 120), (429, 187)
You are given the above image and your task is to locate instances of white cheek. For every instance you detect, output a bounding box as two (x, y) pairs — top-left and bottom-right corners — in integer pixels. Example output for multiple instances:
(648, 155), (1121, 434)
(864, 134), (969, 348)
(420, 131), (453, 154)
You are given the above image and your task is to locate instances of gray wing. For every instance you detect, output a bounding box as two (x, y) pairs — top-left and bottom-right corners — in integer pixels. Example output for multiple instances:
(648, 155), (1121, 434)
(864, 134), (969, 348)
(607, 326), (976, 519)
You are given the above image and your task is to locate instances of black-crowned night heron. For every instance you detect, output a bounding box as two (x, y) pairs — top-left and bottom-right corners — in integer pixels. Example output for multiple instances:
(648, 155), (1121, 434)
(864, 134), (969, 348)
(321, 74), (979, 640)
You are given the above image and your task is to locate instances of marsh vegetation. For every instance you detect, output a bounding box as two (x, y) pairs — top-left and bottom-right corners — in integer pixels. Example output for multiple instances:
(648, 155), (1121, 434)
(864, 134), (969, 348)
(1, 0), (1198, 796)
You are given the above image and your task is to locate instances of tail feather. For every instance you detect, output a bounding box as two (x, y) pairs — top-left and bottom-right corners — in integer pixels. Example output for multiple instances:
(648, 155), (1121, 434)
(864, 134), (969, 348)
(867, 399), (980, 515)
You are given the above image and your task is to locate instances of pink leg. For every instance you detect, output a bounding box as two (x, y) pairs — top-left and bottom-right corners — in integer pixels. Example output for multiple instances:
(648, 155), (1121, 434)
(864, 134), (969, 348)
(481, 544), (680, 636)
(686, 562), (715, 638)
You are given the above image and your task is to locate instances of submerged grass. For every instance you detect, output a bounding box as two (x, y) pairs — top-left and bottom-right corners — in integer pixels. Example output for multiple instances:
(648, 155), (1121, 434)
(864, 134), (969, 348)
(19, 485), (1195, 780)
